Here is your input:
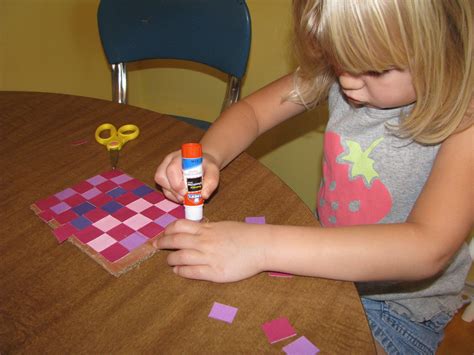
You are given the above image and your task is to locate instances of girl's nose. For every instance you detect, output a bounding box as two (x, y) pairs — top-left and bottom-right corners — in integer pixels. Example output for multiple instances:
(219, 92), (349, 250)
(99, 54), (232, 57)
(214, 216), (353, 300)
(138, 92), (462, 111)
(338, 72), (365, 90)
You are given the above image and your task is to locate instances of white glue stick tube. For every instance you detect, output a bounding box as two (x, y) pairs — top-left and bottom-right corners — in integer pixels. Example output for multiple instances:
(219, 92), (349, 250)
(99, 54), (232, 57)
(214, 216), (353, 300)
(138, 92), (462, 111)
(181, 143), (203, 221)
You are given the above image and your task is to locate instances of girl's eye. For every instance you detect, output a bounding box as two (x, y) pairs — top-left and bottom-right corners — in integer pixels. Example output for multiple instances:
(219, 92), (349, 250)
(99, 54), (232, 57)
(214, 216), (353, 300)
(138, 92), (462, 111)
(366, 69), (391, 77)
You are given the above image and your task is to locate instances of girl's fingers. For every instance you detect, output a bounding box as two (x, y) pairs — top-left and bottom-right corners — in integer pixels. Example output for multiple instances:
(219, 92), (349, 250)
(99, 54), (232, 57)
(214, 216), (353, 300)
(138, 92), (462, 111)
(164, 219), (202, 235)
(202, 163), (220, 200)
(166, 249), (205, 266)
(162, 188), (183, 203)
(154, 229), (199, 250)
(173, 265), (214, 281)
(166, 158), (186, 195)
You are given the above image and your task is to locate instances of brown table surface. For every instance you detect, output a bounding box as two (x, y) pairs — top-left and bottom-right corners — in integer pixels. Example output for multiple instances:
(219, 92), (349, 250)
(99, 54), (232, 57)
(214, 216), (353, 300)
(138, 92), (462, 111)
(0, 92), (374, 354)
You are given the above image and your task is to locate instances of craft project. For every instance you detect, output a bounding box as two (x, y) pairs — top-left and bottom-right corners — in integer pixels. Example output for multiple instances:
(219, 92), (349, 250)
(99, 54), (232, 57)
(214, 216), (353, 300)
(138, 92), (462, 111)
(261, 317), (297, 344)
(208, 302), (238, 324)
(282, 336), (320, 355)
(31, 170), (184, 277)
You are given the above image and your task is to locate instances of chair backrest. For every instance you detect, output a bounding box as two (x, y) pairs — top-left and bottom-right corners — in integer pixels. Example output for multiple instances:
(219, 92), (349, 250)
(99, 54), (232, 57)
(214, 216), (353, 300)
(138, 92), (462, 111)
(97, 0), (251, 110)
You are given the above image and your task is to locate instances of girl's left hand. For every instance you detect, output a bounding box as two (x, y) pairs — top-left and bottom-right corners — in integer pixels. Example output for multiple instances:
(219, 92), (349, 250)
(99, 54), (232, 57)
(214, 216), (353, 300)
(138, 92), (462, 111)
(153, 219), (267, 282)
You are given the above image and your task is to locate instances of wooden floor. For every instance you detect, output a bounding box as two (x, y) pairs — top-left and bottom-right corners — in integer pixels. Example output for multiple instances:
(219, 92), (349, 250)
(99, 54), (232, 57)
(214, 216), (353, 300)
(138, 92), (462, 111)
(437, 305), (474, 355)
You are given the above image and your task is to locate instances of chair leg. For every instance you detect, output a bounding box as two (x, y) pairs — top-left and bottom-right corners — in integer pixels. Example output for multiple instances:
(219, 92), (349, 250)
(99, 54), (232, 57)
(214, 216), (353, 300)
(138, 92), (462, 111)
(111, 63), (127, 104)
(221, 75), (241, 112)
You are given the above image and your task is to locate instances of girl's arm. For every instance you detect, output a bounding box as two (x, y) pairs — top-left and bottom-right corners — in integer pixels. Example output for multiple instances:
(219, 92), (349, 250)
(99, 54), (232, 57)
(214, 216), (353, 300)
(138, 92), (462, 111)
(155, 74), (305, 202)
(156, 125), (473, 283)
(201, 74), (306, 169)
(265, 123), (474, 281)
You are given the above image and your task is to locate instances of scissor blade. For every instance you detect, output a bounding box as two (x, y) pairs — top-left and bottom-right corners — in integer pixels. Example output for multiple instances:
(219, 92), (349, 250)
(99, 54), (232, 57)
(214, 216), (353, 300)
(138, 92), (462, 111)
(109, 149), (120, 170)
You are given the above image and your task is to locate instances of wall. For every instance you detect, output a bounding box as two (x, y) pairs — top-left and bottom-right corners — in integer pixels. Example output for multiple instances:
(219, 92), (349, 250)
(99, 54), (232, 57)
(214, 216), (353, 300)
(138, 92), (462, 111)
(1, 0), (326, 210)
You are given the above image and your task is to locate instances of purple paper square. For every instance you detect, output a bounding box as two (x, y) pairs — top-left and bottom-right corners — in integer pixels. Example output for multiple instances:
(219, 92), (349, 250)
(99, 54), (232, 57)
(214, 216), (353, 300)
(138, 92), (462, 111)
(120, 232), (147, 251)
(110, 173), (133, 185)
(282, 336), (320, 355)
(155, 213), (177, 228)
(208, 302), (238, 324)
(72, 202), (96, 215)
(245, 216), (266, 224)
(101, 201), (123, 214)
(132, 185), (154, 197)
(55, 188), (76, 200)
(82, 187), (101, 199)
(107, 187), (127, 198)
(50, 201), (71, 214)
(71, 216), (92, 230)
(86, 174), (107, 186)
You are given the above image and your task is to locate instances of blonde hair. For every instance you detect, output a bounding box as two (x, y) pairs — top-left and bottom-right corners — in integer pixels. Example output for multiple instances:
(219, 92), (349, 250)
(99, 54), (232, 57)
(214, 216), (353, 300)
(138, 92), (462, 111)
(290, 0), (473, 144)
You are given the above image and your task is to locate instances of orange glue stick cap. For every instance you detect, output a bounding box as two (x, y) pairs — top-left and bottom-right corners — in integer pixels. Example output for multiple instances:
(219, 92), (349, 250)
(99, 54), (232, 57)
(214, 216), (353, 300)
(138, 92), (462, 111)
(181, 143), (202, 158)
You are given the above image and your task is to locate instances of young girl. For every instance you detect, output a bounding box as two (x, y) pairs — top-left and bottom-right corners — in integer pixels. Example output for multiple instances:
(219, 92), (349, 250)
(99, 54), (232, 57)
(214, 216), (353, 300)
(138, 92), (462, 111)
(154, 1), (473, 353)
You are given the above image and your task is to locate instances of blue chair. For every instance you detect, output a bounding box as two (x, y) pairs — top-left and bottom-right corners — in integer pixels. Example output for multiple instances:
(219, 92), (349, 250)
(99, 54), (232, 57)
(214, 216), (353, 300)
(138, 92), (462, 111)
(97, 0), (251, 130)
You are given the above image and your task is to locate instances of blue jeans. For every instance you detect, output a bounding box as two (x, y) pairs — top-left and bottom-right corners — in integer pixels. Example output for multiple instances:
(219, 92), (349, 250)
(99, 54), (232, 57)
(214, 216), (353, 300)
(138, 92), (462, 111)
(361, 298), (452, 355)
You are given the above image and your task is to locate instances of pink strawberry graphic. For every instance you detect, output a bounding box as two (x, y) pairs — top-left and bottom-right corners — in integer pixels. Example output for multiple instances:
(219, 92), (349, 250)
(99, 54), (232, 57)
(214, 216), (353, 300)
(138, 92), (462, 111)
(318, 132), (392, 226)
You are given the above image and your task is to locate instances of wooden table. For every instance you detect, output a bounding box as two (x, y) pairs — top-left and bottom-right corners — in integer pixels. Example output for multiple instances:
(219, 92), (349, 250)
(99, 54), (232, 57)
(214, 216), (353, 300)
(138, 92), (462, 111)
(0, 92), (374, 353)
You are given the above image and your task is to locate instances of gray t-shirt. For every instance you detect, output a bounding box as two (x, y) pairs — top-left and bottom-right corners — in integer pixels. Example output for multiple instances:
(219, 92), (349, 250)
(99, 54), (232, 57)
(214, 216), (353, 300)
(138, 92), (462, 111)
(317, 84), (472, 322)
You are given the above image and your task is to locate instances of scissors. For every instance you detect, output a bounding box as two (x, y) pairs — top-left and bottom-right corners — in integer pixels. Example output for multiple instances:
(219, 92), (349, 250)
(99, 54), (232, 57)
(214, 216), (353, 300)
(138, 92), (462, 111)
(95, 123), (140, 169)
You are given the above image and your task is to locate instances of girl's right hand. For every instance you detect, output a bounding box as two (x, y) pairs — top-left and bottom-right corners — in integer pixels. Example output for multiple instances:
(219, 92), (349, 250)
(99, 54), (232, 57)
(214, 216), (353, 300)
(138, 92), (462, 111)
(154, 149), (221, 203)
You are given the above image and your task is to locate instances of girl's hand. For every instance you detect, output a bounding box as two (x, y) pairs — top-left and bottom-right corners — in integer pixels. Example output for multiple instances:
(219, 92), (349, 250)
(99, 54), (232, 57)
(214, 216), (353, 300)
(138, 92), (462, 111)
(154, 150), (221, 203)
(153, 219), (268, 282)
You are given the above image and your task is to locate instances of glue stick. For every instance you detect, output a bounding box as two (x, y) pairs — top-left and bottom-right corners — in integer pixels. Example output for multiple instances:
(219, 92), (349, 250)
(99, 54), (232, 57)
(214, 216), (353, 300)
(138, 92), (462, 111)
(181, 143), (203, 221)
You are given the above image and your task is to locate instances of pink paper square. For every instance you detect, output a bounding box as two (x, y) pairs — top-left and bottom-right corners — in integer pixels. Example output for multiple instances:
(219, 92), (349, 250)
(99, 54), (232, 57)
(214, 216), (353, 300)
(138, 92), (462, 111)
(84, 208), (108, 223)
(55, 209), (79, 224)
(127, 198), (153, 213)
(100, 242), (129, 262)
(93, 215), (121, 232)
(121, 179), (143, 191)
(75, 225), (103, 244)
(72, 181), (94, 193)
(64, 194), (86, 207)
(141, 206), (166, 220)
(38, 209), (55, 222)
(155, 199), (180, 212)
(89, 193), (113, 207)
(35, 195), (60, 211)
(123, 214), (152, 230)
(262, 317), (297, 344)
(168, 206), (185, 219)
(112, 207), (136, 222)
(268, 272), (294, 278)
(96, 180), (117, 193)
(139, 222), (164, 239)
(53, 223), (77, 243)
(87, 233), (116, 252)
(101, 170), (124, 179)
(115, 192), (139, 205)
(208, 302), (238, 324)
(142, 191), (165, 204)
(108, 223), (134, 241)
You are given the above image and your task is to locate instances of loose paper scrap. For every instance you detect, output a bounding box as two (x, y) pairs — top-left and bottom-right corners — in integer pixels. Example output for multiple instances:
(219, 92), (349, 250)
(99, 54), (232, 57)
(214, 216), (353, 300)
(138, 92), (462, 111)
(261, 317), (297, 344)
(245, 216), (266, 224)
(208, 302), (238, 324)
(282, 336), (320, 355)
(268, 271), (293, 278)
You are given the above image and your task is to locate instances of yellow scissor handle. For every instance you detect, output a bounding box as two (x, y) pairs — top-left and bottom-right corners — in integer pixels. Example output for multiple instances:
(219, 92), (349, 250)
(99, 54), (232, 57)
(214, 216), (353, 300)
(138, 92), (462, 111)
(95, 123), (139, 151)
(117, 124), (140, 143)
